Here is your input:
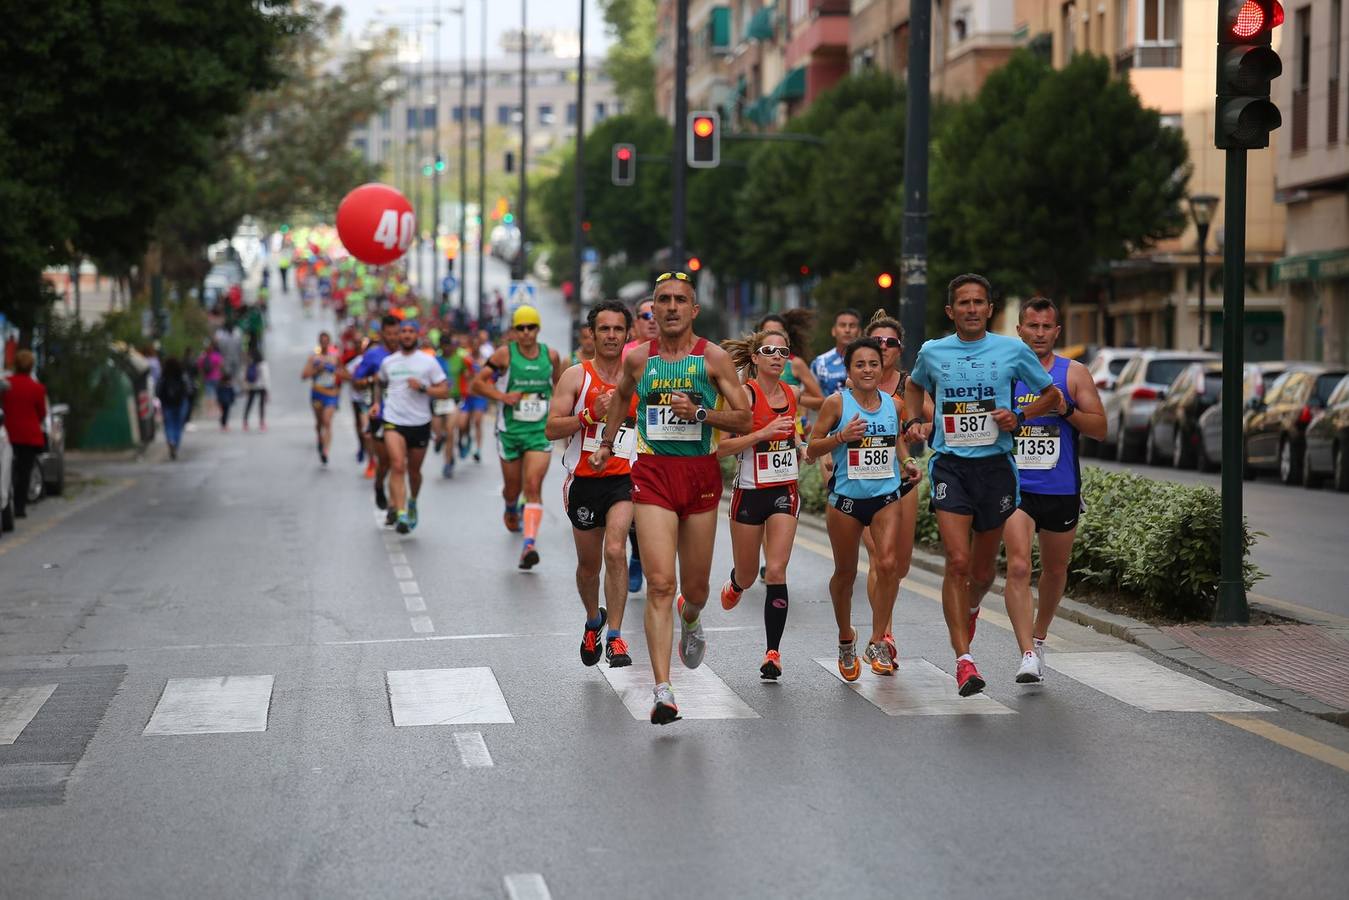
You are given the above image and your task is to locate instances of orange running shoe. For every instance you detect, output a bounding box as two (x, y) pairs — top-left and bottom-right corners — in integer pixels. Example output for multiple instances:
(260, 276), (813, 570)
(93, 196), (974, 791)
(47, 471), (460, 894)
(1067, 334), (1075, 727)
(837, 632), (861, 682)
(864, 641), (895, 676)
(760, 649), (782, 680)
(720, 578), (743, 611)
(364, 459), (376, 479)
(882, 631), (898, 665)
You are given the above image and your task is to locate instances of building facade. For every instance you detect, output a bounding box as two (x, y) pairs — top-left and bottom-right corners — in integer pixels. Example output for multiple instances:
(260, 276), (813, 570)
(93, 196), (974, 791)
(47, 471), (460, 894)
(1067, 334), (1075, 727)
(1273, 0), (1348, 365)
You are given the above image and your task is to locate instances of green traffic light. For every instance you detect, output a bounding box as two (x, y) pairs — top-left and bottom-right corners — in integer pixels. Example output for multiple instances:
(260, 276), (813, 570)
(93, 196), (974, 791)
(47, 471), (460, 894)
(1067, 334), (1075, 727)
(435, 159), (446, 172)
(279, 224), (290, 233)
(503, 212), (514, 224)
(423, 165), (433, 176)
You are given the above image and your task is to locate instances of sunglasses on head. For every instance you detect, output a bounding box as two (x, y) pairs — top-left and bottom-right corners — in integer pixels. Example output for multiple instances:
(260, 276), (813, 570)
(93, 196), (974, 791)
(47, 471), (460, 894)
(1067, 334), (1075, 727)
(637, 311), (655, 320)
(756, 346), (791, 358)
(875, 337), (901, 349)
(516, 323), (539, 332)
(654, 271), (691, 284)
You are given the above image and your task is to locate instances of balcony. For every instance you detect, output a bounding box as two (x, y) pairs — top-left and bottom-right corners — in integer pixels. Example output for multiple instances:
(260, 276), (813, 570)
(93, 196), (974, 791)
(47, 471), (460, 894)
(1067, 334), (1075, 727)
(1114, 43), (1181, 72)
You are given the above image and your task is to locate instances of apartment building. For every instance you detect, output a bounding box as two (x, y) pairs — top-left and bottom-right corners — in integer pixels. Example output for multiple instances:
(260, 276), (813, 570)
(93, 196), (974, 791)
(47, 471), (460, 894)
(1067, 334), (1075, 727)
(1273, 0), (1348, 364)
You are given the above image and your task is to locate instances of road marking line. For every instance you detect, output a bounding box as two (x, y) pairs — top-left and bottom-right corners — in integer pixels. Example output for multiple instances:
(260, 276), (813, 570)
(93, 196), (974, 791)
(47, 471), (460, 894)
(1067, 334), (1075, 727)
(387, 553), (408, 565)
(503, 873), (552, 900)
(0, 684), (58, 744)
(409, 616), (435, 634)
(453, 731), (495, 767)
(1047, 652), (1271, 713)
(399, 581), (420, 595)
(405, 596), (427, 613)
(1210, 714), (1349, 774)
(392, 565), (414, 580)
(144, 675), (274, 735)
(601, 665), (759, 721)
(0, 478), (136, 557)
(387, 668), (514, 726)
(814, 657), (1015, 716)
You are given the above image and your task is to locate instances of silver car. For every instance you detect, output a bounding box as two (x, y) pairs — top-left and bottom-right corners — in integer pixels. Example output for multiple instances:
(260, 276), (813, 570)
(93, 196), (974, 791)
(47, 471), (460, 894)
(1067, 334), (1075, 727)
(0, 411), (15, 534)
(1103, 349), (1219, 462)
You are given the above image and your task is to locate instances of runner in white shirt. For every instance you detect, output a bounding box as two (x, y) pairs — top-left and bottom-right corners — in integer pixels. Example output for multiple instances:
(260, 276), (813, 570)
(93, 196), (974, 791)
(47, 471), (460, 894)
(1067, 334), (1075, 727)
(374, 321), (450, 534)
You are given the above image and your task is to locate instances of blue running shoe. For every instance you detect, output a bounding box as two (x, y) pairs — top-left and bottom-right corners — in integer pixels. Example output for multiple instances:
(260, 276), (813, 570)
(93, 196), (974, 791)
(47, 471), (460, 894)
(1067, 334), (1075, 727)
(395, 511), (411, 535)
(408, 499), (418, 531)
(442, 462), (454, 479)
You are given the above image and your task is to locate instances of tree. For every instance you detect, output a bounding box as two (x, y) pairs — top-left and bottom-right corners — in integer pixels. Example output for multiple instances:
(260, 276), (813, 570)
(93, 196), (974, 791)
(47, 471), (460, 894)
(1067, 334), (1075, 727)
(598, 0), (658, 116)
(926, 51), (1190, 306)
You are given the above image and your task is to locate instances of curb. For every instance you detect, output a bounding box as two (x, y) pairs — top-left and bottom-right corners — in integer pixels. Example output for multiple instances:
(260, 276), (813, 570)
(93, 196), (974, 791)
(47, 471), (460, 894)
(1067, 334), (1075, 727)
(793, 507), (1349, 727)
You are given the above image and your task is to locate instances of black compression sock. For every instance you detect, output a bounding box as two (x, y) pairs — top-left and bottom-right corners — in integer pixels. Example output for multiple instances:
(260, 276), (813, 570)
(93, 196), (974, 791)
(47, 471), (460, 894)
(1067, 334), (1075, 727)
(764, 583), (789, 651)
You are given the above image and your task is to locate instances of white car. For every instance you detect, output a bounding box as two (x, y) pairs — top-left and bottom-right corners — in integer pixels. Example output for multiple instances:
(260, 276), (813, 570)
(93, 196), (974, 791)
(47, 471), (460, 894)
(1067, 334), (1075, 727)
(0, 411), (15, 534)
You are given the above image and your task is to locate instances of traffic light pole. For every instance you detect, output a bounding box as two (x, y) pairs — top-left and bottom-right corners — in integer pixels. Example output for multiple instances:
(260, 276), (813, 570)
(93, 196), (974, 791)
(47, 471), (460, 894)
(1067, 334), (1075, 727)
(899, 0), (931, 371)
(671, 0), (688, 269)
(573, 0), (586, 338)
(459, 7), (468, 312)
(1217, 147), (1250, 623)
(516, 0), (528, 282)
(477, 0), (486, 322)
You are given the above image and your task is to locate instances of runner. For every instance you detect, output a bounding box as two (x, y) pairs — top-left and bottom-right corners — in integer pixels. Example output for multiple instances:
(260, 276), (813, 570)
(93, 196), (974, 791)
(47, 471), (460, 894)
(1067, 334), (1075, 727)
(345, 336), (376, 478)
(351, 315), (402, 523)
(903, 274), (1062, 696)
(570, 323), (595, 365)
(455, 332), (487, 463)
(807, 337), (922, 681)
(716, 328), (807, 680)
(971, 296), (1106, 682)
(589, 271), (752, 724)
(300, 331), (341, 466)
(471, 306), (563, 569)
(621, 296), (658, 593)
(756, 311), (824, 412)
(809, 308), (862, 399)
(373, 321), (450, 535)
(545, 300), (638, 668)
(430, 334), (459, 477)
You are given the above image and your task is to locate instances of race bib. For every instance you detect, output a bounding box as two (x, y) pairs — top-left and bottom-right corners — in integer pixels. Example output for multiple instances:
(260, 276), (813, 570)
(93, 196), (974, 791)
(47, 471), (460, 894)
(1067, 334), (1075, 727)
(315, 368), (337, 390)
(846, 435), (896, 480)
(1014, 424), (1061, 470)
(645, 402), (701, 441)
(582, 419), (638, 461)
(754, 440), (798, 485)
(942, 399), (998, 447)
(514, 393), (547, 423)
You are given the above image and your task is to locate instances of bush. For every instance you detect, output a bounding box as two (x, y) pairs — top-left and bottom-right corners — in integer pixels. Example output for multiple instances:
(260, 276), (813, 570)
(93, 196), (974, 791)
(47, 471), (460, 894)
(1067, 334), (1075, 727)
(39, 315), (115, 446)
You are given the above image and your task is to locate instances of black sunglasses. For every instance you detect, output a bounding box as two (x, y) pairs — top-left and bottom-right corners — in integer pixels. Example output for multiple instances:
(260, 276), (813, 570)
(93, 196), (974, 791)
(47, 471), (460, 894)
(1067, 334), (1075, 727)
(516, 324), (539, 332)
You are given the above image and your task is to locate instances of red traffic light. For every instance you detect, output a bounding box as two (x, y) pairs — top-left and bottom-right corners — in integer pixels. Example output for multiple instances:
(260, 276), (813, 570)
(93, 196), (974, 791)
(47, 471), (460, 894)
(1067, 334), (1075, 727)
(877, 273), (894, 289)
(1229, 0), (1283, 38)
(687, 256), (702, 272)
(693, 117), (715, 138)
(616, 146), (632, 161)
(581, 220), (591, 232)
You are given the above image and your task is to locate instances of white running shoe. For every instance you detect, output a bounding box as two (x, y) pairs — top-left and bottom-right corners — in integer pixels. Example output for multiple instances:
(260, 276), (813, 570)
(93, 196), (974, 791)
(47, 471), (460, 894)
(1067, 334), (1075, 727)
(1015, 651), (1043, 684)
(677, 595), (706, 669)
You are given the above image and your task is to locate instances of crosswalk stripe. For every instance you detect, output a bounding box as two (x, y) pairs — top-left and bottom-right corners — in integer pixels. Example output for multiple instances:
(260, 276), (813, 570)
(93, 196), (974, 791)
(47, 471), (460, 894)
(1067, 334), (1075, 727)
(601, 665), (760, 721)
(503, 873), (552, 900)
(387, 668), (515, 726)
(0, 684), (58, 745)
(1046, 652), (1272, 713)
(453, 731), (495, 767)
(144, 676), (275, 735)
(814, 658), (1015, 716)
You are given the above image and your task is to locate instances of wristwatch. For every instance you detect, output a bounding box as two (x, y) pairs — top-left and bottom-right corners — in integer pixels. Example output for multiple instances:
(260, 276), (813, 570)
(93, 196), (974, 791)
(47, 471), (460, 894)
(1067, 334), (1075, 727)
(902, 417), (928, 432)
(693, 407), (708, 423)
(1062, 399), (1077, 419)
(1015, 408), (1027, 426)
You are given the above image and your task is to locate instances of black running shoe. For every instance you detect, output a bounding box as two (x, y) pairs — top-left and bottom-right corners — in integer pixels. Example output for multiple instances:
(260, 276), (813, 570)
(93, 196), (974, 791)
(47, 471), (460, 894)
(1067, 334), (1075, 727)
(395, 512), (410, 535)
(605, 635), (632, 668)
(580, 608), (607, 667)
(433, 434), (446, 453)
(518, 541), (540, 570)
(374, 481), (387, 510)
(384, 507), (398, 527)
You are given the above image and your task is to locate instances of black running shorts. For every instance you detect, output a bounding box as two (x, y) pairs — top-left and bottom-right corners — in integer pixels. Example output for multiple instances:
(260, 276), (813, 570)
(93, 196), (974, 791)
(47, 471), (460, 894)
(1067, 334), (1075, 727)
(730, 484), (800, 526)
(1018, 491), (1083, 533)
(384, 421), (431, 450)
(928, 453), (1019, 533)
(563, 473), (633, 531)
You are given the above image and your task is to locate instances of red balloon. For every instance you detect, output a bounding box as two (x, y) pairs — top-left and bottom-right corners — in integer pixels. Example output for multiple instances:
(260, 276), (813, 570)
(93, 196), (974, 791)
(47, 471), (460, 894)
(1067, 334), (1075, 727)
(336, 183), (416, 266)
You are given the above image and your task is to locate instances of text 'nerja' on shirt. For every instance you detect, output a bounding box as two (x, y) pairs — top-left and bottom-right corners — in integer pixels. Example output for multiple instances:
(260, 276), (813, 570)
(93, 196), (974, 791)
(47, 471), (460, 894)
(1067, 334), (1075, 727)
(636, 338), (720, 457)
(909, 332), (1053, 459)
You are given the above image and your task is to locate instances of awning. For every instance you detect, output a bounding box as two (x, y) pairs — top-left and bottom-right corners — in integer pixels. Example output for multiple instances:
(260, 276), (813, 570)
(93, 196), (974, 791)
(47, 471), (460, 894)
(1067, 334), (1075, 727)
(745, 3), (776, 42)
(771, 65), (806, 103)
(1272, 248), (1349, 284)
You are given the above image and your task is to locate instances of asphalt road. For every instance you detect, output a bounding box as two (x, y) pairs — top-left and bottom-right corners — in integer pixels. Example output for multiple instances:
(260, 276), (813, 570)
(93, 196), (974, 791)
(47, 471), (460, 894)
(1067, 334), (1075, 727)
(1087, 457), (1349, 621)
(2, 269), (1348, 899)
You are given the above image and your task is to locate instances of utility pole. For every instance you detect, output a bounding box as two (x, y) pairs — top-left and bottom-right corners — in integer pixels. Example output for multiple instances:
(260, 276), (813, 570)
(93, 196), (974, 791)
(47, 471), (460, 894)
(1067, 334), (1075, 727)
(900, 0), (931, 371)
(671, 0), (688, 268)
(458, 6), (468, 312)
(572, 0), (586, 337)
(477, 0), (486, 322)
(516, 0), (528, 282)
(431, 4), (442, 305)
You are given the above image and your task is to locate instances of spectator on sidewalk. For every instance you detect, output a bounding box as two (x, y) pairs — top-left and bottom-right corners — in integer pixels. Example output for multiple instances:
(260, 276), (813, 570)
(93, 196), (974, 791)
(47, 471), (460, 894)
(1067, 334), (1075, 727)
(157, 357), (193, 460)
(1, 350), (47, 519)
(198, 341), (223, 411)
(217, 371), (237, 431)
(242, 347), (269, 431)
(215, 321), (243, 380)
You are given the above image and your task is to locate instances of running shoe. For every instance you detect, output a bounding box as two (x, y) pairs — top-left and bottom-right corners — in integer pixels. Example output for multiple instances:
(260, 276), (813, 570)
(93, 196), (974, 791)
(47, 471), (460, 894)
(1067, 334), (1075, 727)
(650, 683), (680, 725)
(364, 460), (376, 479)
(356, 446), (365, 463)
(864, 641), (895, 676)
(374, 481), (387, 510)
(384, 507), (398, 527)
(1015, 651), (1043, 684)
(676, 595), (706, 669)
(458, 435), (471, 459)
(433, 434), (446, 454)
(580, 608), (607, 667)
(442, 462), (454, 479)
(837, 633), (861, 682)
(627, 555), (643, 593)
(407, 499), (418, 531)
(968, 606), (981, 643)
(760, 649), (782, 681)
(719, 578), (743, 611)
(956, 658), (986, 697)
(395, 511), (411, 535)
(320, 450), (328, 467)
(882, 631), (898, 665)
(519, 540), (540, 570)
(473, 450), (481, 463)
(503, 508), (521, 533)
(605, 635), (632, 667)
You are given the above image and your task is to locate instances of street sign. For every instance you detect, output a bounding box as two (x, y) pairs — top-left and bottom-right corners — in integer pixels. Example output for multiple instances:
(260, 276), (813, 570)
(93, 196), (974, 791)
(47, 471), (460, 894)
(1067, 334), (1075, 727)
(583, 248), (598, 264)
(508, 281), (537, 307)
(441, 275), (458, 295)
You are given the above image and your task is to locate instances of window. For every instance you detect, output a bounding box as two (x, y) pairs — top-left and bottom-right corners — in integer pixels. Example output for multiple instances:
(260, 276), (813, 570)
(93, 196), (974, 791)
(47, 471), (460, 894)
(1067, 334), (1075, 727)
(407, 108), (421, 130)
(1294, 5), (1312, 151)
(594, 102), (607, 121)
(1327, 375), (1349, 407)
(380, 108), (391, 130)
(422, 106), (437, 128)
(1061, 2), (1077, 59)
(1315, 373), (1347, 406)
(469, 105), (482, 123)
(497, 104), (513, 125)
(538, 104), (554, 125)
(1140, 0), (1179, 43)
(566, 102), (577, 125)
(453, 106), (464, 123)
(1116, 0), (1128, 48)
(380, 138), (391, 162)
(353, 137), (367, 156)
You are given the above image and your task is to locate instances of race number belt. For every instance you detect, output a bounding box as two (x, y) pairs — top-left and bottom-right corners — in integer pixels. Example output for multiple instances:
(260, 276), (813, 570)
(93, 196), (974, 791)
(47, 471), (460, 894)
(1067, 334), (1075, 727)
(846, 434), (896, 480)
(513, 393), (547, 423)
(942, 399), (997, 447)
(754, 439), (798, 485)
(644, 391), (703, 441)
(582, 418), (638, 461)
(1014, 424), (1061, 470)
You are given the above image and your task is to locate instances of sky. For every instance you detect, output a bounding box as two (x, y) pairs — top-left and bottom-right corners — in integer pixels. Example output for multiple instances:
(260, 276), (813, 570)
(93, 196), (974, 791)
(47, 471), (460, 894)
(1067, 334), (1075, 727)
(334, 0), (613, 61)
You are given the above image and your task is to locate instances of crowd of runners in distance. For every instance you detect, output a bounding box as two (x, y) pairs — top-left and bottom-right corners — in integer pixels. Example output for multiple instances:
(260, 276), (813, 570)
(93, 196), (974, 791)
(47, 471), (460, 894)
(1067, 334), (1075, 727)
(287, 230), (1107, 725)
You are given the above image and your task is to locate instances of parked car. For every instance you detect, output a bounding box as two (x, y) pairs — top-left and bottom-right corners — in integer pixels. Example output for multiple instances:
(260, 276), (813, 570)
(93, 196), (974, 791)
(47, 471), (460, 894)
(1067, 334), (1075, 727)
(38, 402), (68, 497)
(1087, 347), (1142, 393)
(1243, 364), (1349, 484)
(1103, 350), (1219, 461)
(1145, 361), (1222, 468)
(1298, 373), (1349, 491)
(1192, 362), (1288, 471)
(0, 411), (14, 533)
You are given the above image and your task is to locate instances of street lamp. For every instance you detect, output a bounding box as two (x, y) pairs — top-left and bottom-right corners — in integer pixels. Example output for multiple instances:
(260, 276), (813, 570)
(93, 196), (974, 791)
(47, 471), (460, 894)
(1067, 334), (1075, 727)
(1188, 193), (1220, 351)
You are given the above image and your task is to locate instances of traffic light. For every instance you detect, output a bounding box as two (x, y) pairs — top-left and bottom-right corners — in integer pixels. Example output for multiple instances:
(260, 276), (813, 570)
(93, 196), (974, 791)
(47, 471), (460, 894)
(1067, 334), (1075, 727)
(688, 111), (720, 169)
(504, 150), (515, 173)
(1215, 0), (1284, 150)
(612, 143), (636, 186)
(503, 212), (515, 225)
(434, 155), (446, 173)
(876, 272), (894, 289)
(423, 163), (433, 177)
(687, 256), (702, 273)
(877, 271), (897, 305)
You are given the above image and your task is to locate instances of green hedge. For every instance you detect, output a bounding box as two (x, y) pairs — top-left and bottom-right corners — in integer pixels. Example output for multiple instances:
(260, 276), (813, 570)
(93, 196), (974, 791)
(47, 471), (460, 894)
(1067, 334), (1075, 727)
(724, 453), (1261, 620)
